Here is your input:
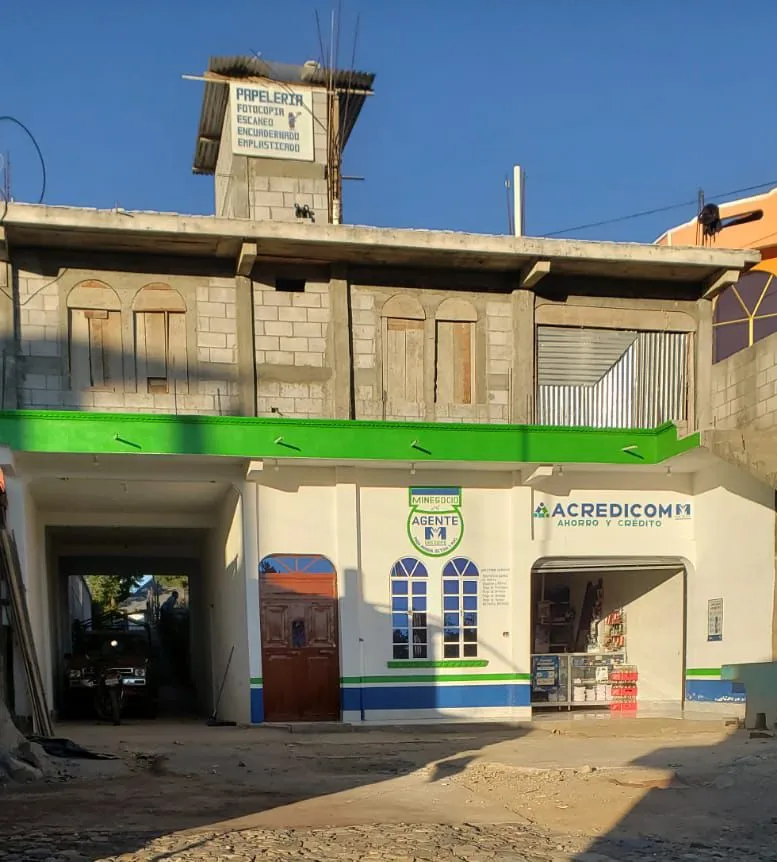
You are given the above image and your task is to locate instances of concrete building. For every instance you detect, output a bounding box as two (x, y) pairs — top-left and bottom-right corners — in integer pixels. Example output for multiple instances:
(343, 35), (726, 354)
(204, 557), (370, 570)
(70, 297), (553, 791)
(0, 56), (771, 725)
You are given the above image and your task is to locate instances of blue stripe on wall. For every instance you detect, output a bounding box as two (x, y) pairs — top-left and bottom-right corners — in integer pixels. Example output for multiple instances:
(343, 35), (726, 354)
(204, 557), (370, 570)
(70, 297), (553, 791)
(685, 679), (746, 704)
(341, 683), (530, 712)
(250, 687), (264, 723)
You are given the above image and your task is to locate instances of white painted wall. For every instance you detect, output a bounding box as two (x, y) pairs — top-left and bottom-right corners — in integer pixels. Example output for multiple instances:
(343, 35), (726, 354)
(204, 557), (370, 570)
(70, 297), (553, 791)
(603, 569), (684, 704)
(6, 477), (51, 719)
(205, 486), (251, 723)
(690, 462), (774, 669)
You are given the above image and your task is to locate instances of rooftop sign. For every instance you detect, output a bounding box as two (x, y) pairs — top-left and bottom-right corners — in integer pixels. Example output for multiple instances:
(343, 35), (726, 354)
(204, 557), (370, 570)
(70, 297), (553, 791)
(229, 82), (314, 162)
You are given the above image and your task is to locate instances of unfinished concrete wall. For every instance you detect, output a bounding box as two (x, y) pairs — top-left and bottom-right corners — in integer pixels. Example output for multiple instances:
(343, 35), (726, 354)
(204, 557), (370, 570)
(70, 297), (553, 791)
(350, 281), (514, 424)
(253, 267), (333, 418)
(13, 254), (240, 415)
(215, 85), (330, 225)
(711, 330), (777, 431)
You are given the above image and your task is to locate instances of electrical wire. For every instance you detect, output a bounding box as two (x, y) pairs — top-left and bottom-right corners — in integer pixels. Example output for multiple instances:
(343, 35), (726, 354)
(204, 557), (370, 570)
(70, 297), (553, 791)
(544, 179), (777, 238)
(0, 116), (47, 217)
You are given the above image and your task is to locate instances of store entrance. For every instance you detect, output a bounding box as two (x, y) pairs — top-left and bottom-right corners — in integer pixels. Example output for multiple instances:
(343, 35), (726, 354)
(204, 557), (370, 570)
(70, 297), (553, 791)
(530, 557), (686, 713)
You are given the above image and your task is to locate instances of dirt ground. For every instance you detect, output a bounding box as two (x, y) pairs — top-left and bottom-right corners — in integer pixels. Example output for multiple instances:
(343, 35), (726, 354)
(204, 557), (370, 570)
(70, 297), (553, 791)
(1, 716), (777, 861)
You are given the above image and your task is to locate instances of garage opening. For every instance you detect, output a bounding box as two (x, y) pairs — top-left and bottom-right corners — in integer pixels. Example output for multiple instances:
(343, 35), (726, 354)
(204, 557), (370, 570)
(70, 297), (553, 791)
(530, 557), (686, 713)
(54, 528), (206, 720)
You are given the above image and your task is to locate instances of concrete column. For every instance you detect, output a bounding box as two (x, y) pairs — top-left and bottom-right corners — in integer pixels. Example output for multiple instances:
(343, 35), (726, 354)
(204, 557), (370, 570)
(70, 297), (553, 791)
(240, 479), (262, 722)
(423, 318), (437, 420)
(334, 468), (363, 720)
(511, 289), (535, 424)
(235, 275), (256, 417)
(6, 476), (52, 719)
(330, 266), (353, 419)
(510, 474), (532, 719)
(695, 299), (713, 431)
(0, 261), (17, 409)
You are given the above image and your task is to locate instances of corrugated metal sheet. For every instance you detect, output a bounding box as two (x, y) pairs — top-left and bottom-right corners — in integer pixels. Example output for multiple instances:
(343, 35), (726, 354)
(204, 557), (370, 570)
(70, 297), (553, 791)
(193, 56), (376, 175)
(536, 326), (688, 428)
(537, 327), (636, 386)
(533, 557), (685, 572)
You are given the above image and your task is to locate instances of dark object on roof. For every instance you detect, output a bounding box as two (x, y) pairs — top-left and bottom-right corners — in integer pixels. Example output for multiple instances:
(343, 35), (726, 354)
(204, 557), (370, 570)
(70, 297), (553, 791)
(193, 55), (375, 175)
(698, 202), (763, 243)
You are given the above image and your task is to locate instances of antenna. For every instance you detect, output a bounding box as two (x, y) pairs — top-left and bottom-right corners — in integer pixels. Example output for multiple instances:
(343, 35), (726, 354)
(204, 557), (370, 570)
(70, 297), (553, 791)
(505, 174), (514, 235)
(316, 2), (363, 225)
(0, 152), (10, 203)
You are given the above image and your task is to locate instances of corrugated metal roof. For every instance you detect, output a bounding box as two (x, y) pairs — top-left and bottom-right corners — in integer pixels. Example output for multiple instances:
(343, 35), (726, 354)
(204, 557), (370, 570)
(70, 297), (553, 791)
(537, 326), (636, 386)
(193, 55), (375, 175)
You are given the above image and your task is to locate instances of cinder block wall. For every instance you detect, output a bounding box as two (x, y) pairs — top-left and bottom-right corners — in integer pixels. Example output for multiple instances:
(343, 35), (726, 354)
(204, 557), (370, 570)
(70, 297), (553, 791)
(253, 269), (334, 418)
(13, 255), (240, 415)
(712, 331), (777, 430)
(215, 86), (330, 225)
(349, 284), (514, 424)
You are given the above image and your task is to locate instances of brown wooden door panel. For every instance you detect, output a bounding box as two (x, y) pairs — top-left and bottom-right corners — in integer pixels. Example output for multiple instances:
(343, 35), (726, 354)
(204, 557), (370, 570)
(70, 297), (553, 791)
(259, 562), (340, 722)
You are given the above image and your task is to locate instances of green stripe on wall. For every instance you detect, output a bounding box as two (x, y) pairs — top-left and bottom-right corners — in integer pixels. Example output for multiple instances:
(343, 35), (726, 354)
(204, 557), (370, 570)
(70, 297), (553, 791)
(250, 677), (263, 685)
(686, 668), (721, 677)
(0, 410), (698, 466)
(341, 673), (531, 684)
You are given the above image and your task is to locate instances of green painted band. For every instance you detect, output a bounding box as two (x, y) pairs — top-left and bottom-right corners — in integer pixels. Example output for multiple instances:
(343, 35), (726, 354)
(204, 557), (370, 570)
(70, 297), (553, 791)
(386, 659), (489, 669)
(341, 673), (531, 684)
(0, 410), (698, 466)
(250, 677), (263, 685)
(686, 668), (722, 677)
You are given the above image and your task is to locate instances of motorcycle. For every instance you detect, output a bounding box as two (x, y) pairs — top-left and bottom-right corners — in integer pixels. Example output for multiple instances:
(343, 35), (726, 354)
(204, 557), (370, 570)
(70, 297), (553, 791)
(92, 640), (125, 725)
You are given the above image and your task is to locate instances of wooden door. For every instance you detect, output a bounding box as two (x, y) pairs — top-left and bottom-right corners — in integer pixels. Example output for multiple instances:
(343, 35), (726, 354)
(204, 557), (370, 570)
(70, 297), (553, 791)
(384, 318), (424, 403)
(260, 556), (340, 722)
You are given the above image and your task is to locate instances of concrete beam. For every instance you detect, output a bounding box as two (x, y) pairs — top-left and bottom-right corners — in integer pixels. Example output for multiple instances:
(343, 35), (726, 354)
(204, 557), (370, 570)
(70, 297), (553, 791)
(703, 269), (741, 300)
(520, 260), (551, 289)
(237, 241), (258, 277)
(0, 447), (16, 475)
(245, 460), (264, 482)
(0, 203), (760, 283)
(523, 464), (559, 485)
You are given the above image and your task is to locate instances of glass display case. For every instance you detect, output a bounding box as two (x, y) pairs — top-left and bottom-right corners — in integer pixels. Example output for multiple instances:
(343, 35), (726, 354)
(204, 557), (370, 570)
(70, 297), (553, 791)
(531, 652), (626, 708)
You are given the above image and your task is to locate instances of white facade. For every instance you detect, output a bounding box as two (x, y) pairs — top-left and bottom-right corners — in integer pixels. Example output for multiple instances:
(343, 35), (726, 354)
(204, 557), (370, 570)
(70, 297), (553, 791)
(245, 458), (774, 723)
(5, 452), (773, 726)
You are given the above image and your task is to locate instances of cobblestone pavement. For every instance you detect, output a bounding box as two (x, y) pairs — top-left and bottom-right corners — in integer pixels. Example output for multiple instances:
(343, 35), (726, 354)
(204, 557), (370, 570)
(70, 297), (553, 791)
(0, 823), (775, 862)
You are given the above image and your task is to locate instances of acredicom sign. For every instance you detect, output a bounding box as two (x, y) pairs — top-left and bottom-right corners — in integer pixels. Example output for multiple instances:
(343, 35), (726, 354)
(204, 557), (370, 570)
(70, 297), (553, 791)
(230, 82), (314, 161)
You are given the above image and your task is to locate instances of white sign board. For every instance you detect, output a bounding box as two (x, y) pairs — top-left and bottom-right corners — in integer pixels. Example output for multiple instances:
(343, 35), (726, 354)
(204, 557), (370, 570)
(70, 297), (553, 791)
(707, 598), (723, 642)
(230, 81), (314, 161)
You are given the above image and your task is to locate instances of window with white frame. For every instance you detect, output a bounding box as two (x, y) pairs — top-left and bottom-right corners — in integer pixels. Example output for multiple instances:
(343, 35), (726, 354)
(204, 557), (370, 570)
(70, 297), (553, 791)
(442, 557), (479, 658)
(390, 557), (428, 659)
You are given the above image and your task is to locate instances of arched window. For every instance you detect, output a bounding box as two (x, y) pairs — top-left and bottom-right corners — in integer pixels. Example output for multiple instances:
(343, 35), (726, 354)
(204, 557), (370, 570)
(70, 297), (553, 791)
(381, 294), (425, 404)
(713, 262), (777, 362)
(132, 284), (188, 394)
(390, 557), (428, 660)
(435, 298), (477, 405)
(442, 557), (479, 658)
(66, 280), (123, 390)
(260, 554), (336, 575)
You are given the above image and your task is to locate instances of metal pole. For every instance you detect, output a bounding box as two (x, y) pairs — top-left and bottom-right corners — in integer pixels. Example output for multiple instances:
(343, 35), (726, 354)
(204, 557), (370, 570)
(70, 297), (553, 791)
(513, 165), (525, 237)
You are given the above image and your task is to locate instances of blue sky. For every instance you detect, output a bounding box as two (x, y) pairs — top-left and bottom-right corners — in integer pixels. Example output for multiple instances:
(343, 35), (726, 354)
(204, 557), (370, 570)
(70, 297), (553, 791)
(2, 1), (776, 241)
